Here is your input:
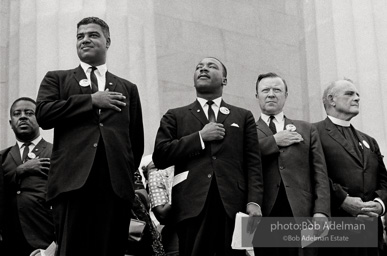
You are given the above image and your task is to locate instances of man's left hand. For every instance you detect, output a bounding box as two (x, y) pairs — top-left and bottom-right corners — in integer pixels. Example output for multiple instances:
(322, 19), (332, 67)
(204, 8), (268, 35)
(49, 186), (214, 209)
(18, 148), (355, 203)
(359, 200), (382, 218)
(312, 213), (329, 237)
(246, 203), (262, 234)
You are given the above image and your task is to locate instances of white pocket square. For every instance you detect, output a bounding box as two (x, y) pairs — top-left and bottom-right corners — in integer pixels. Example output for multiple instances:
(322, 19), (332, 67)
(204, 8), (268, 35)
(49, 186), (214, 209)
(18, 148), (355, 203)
(231, 123), (239, 128)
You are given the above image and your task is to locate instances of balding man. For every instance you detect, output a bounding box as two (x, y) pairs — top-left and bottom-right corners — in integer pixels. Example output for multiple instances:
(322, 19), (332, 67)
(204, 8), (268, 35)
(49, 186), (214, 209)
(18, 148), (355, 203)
(315, 79), (387, 255)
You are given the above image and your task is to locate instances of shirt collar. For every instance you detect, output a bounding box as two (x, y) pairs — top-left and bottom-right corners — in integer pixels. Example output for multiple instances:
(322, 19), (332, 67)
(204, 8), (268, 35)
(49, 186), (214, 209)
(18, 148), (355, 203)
(327, 115), (351, 127)
(80, 61), (107, 76)
(197, 97), (222, 108)
(261, 112), (284, 123)
(16, 135), (42, 149)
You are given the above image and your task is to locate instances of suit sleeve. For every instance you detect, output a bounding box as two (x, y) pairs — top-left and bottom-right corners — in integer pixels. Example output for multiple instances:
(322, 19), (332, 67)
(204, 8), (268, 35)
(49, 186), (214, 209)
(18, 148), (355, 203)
(128, 84), (144, 170)
(36, 71), (94, 129)
(372, 137), (387, 206)
(310, 125), (331, 216)
(153, 110), (203, 169)
(258, 134), (280, 156)
(245, 112), (264, 205)
(0, 154), (4, 238)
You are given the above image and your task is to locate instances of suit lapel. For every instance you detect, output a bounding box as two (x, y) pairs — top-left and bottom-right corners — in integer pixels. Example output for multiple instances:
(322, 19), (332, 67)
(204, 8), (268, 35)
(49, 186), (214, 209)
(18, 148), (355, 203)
(9, 144), (22, 166)
(73, 65), (91, 94)
(256, 117), (273, 136)
(216, 101), (231, 124)
(211, 101), (231, 154)
(284, 116), (293, 131)
(105, 72), (117, 91)
(352, 127), (368, 166)
(30, 139), (47, 159)
(324, 118), (363, 166)
(189, 100), (208, 126)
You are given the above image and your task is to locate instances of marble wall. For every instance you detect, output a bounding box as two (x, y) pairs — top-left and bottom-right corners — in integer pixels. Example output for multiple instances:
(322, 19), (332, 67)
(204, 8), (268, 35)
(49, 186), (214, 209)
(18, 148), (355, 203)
(1, 0), (386, 156)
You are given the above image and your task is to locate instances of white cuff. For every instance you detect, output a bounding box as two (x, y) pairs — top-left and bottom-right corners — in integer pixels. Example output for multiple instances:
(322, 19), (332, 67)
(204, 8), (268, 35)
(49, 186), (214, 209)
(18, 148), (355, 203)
(198, 131), (205, 149)
(374, 198), (385, 216)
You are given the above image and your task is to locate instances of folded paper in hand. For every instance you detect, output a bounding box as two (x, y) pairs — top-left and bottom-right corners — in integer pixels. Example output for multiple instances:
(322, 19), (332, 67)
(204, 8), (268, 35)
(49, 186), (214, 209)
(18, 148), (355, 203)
(231, 212), (255, 250)
(128, 218), (146, 242)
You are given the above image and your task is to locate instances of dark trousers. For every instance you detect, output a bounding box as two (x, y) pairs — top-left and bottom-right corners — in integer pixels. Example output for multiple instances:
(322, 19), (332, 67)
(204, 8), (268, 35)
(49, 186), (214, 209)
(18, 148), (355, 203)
(254, 182), (317, 256)
(52, 142), (131, 256)
(2, 211), (34, 256)
(176, 178), (245, 256)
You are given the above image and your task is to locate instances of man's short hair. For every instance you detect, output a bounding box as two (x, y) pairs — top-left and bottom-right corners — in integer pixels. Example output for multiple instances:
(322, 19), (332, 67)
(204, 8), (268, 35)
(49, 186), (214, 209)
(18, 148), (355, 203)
(322, 78), (354, 110)
(10, 97), (36, 116)
(77, 17), (110, 39)
(207, 57), (227, 78)
(255, 72), (288, 94)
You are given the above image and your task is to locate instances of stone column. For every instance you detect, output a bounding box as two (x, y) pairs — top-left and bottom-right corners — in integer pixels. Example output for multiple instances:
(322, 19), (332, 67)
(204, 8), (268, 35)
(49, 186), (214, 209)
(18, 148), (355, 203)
(301, 0), (387, 154)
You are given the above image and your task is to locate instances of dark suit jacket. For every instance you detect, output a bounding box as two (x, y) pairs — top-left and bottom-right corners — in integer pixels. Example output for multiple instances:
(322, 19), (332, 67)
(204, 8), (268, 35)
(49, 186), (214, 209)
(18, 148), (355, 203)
(0, 154), (4, 250)
(256, 117), (330, 217)
(36, 66), (144, 203)
(314, 117), (387, 216)
(1, 139), (55, 248)
(153, 100), (263, 223)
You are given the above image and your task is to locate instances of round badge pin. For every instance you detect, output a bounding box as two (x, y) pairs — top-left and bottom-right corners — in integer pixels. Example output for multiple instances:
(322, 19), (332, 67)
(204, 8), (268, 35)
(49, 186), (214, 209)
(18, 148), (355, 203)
(285, 124), (296, 131)
(220, 107), (230, 115)
(79, 79), (90, 87)
(362, 140), (370, 149)
(27, 152), (36, 159)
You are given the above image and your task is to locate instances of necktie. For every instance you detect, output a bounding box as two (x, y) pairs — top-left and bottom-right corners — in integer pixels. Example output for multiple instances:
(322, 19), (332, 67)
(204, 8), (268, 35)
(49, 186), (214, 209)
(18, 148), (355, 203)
(269, 115), (277, 134)
(90, 66), (98, 93)
(22, 142), (31, 163)
(207, 101), (216, 123)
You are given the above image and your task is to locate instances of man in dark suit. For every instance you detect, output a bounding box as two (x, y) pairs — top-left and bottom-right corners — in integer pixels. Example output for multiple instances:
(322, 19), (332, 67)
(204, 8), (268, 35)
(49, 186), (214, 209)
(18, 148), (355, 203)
(254, 73), (330, 255)
(1, 97), (55, 256)
(315, 79), (387, 256)
(0, 154), (3, 254)
(36, 17), (144, 256)
(153, 57), (263, 256)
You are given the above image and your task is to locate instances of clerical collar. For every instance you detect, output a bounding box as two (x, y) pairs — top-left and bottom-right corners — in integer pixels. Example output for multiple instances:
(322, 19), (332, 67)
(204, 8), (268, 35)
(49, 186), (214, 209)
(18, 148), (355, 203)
(197, 97), (222, 108)
(327, 115), (350, 127)
(261, 112), (284, 123)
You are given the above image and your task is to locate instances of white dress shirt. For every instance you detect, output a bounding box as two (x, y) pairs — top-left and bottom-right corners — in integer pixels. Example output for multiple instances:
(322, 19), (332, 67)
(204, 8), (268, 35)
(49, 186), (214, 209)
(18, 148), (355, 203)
(16, 135), (42, 160)
(197, 97), (222, 120)
(261, 112), (285, 132)
(80, 61), (108, 92)
(197, 97), (222, 149)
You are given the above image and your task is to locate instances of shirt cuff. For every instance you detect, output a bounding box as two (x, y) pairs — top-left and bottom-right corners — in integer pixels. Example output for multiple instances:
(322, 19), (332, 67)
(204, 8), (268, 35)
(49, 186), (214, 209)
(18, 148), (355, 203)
(374, 198), (385, 216)
(247, 202), (261, 209)
(198, 131), (205, 149)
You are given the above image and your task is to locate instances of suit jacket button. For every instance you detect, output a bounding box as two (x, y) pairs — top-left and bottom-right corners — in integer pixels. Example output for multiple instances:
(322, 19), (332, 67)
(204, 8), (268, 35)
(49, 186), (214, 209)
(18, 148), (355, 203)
(99, 123), (103, 127)
(279, 166), (284, 170)
(212, 156), (216, 160)
(93, 143), (98, 147)
(16, 191), (21, 195)
(208, 174), (212, 178)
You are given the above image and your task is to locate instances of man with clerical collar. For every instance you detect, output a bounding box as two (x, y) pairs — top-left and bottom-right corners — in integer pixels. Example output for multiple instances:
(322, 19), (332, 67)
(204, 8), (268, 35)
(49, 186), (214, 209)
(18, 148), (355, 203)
(254, 72), (330, 256)
(315, 79), (387, 255)
(0, 97), (54, 256)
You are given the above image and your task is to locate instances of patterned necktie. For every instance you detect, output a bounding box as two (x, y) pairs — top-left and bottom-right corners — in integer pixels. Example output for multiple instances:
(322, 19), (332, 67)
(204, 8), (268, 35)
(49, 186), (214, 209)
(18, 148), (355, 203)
(207, 100), (216, 123)
(22, 142), (32, 163)
(90, 66), (98, 93)
(269, 115), (277, 134)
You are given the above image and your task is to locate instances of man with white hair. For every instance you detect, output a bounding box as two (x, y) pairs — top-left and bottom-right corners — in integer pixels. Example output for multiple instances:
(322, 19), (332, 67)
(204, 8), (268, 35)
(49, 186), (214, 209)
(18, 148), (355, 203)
(315, 79), (387, 255)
